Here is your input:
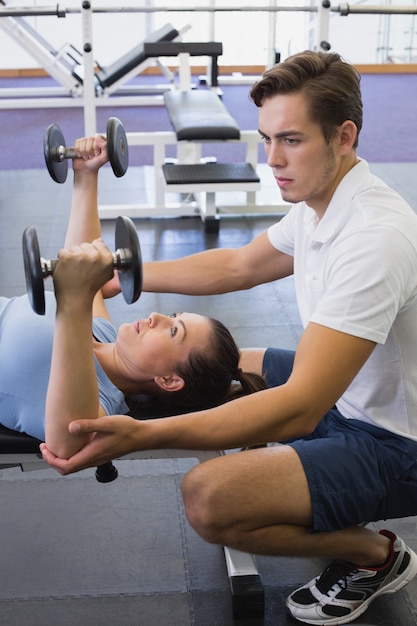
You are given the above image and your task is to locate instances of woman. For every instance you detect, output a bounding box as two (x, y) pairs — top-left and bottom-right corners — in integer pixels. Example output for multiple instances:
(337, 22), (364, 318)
(0, 134), (265, 459)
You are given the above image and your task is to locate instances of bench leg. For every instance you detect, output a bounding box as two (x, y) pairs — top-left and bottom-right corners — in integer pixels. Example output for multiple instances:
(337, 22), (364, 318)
(195, 191), (219, 234)
(224, 546), (265, 618)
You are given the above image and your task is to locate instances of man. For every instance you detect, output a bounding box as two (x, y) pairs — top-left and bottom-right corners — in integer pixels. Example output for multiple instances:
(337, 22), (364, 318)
(41, 51), (417, 624)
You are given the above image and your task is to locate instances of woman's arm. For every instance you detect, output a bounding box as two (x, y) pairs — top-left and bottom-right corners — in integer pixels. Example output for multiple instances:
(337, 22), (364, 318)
(64, 134), (111, 320)
(64, 135), (108, 248)
(45, 240), (114, 459)
(45, 136), (115, 459)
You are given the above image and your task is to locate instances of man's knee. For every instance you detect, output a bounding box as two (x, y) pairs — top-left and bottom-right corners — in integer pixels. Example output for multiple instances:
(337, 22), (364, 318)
(181, 463), (225, 545)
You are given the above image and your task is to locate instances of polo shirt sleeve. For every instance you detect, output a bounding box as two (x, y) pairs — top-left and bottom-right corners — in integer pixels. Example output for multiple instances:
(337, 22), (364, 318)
(267, 208), (297, 256)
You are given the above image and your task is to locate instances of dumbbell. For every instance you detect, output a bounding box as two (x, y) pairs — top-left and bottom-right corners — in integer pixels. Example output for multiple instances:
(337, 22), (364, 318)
(22, 216), (142, 315)
(44, 117), (129, 183)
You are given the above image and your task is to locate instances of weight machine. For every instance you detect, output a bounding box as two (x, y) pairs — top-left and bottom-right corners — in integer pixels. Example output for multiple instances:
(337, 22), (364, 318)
(2, 1), (416, 135)
(0, 2), (225, 135)
(0, 2), (193, 129)
(0, 15), (185, 101)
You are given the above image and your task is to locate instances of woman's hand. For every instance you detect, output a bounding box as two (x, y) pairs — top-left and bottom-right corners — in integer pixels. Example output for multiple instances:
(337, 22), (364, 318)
(102, 272), (122, 299)
(72, 134), (109, 174)
(40, 415), (141, 475)
(53, 239), (115, 309)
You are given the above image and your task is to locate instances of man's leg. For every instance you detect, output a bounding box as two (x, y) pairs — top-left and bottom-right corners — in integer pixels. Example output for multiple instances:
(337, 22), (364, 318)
(182, 445), (390, 565)
(182, 445), (417, 625)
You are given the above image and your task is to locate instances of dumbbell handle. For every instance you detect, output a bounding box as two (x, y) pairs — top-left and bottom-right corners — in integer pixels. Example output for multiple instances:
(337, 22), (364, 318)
(54, 144), (128, 165)
(40, 249), (132, 278)
(51, 145), (81, 162)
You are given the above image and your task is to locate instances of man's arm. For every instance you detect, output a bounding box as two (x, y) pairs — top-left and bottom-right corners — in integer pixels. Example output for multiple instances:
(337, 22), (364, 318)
(143, 231), (294, 295)
(104, 216), (293, 299)
(41, 322), (376, 473)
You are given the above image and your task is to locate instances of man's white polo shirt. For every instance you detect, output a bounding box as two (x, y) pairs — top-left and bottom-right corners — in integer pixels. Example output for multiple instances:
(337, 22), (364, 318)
(268, 159), (417, 440)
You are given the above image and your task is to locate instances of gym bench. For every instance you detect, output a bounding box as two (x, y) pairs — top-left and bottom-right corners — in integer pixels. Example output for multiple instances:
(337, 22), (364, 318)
(0, 420), (264, 619)
(99, 89), (288, 231)
(162, 89), (260, 233)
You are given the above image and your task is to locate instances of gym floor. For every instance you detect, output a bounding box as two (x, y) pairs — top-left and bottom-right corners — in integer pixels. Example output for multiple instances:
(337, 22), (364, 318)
(1, 162), (417, 625)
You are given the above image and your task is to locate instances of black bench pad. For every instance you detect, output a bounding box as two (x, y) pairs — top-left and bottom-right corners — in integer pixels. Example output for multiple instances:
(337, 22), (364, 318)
(163, 162), (259, 185)
(0, 426), (41, 454)
(164, 90), (240, 141)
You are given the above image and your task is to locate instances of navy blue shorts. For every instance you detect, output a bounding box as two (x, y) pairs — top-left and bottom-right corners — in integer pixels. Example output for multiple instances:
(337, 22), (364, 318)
(263, 348), (417, 532)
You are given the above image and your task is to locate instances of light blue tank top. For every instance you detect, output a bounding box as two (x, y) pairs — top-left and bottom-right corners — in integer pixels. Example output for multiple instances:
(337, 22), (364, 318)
(0, 293), (128, 440)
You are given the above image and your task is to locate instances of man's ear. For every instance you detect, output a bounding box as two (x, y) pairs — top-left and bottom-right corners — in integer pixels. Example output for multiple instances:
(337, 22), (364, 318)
(154, 374), (185, 393)
(338, 120), (357, 154)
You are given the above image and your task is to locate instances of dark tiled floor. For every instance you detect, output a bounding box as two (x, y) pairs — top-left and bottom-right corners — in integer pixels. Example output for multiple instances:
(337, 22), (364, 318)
(1, 165), (417, 625)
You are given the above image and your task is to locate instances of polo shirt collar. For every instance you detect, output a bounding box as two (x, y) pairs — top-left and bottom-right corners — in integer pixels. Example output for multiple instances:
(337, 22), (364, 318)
(304, 159), (369, 243)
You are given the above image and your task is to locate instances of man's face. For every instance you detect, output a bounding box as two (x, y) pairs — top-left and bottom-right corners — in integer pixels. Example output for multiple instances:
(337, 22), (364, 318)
(258, 92), (343, 216)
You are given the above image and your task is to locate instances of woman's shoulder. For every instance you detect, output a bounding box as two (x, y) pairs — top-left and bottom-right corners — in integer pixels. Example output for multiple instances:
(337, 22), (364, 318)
(92, 317), (118, 343)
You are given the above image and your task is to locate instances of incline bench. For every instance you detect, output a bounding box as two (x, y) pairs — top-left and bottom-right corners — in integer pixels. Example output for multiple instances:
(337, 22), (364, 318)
(162, 89), (260, 233)
(93, 23), (181, 96)
(0, 413), (264, 619)
(0, 16), (184, 104)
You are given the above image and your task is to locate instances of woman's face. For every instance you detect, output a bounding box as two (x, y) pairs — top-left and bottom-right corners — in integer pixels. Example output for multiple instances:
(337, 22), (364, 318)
(116, 312), (212, 380)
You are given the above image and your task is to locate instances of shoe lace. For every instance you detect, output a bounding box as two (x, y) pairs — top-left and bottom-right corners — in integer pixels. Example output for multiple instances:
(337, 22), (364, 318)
(316, 560), (358, 596)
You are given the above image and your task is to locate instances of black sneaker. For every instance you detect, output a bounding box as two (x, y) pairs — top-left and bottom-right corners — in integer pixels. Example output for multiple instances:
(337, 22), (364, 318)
(286, 530), (417, 625)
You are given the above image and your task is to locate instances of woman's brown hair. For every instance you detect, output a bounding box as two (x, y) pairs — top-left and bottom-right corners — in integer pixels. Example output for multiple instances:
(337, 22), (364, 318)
(169, 317), (267, 409)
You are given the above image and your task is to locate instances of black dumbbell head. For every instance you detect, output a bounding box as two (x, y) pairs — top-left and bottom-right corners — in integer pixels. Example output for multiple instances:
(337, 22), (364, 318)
(44, 123), (69, 184)
(22, 226), (46, 315)
(115, 216), (142, 304)
(107, 117), (129, 178)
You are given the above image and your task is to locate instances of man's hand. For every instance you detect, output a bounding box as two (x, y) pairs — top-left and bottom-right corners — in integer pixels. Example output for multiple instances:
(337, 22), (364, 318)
(39, 414), (140, 475)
